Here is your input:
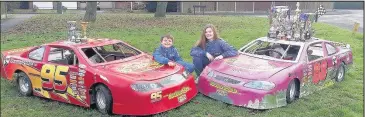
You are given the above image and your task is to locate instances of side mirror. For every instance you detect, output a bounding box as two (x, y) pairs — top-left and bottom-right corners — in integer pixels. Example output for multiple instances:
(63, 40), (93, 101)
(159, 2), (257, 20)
(346, 44), (351, 49)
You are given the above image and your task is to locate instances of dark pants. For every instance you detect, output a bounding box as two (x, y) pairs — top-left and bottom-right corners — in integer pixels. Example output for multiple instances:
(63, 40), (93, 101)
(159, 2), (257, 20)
(175, 60), (195, 73)
(192, 56), (211, 76)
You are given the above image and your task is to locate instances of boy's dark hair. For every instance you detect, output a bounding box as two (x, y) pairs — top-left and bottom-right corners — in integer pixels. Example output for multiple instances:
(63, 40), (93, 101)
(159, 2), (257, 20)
(160, 34), (174, 42)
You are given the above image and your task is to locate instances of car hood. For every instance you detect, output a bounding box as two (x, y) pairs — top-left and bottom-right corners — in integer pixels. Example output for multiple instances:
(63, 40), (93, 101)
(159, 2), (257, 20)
(98, 55), (181, 81)
(208, 54), (294, 80)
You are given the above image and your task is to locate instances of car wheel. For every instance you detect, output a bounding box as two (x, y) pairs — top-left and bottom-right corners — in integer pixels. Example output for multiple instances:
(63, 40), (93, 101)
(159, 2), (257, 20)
(95, 85), (113, 115)
(17, 72), (32, 96)
(286, 80), (298, 104)
(335, 62), (346, 82)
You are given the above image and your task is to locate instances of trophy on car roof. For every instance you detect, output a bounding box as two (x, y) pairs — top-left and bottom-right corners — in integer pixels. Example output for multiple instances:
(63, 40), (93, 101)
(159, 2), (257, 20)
(268, 2), (326, 41)
(67, 21), (89, 43)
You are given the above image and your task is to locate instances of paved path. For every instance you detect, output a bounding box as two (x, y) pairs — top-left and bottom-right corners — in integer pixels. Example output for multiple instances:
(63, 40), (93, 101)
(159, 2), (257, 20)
(1, 14), (36, 32)
(318, 10), (363, 33)
(253, 10), (363, 33)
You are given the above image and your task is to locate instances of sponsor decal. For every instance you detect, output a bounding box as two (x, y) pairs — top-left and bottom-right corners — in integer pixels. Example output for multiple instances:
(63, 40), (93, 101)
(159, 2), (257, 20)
(79, 64), (86, 69)
(164, 87), (191, 100)
(209, 81), (238, 94)
(3, 56), (10, 66)
(150, 91), (162, 103)
(116, 60), (163, 73)
(332, 56), (337, 65)
(312, 60), (327, 84)
(99, 75), (109, 82)
(40, 64), (69, 93)
(69, 71), (79, 96)
(9, 58), (35, 66)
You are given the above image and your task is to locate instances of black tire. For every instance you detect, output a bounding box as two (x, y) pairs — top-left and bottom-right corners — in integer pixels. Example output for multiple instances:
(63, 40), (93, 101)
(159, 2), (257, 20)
(17, 72), (32, 96)
(286, 80), (298, 104)
(335, 62), (346, 82)
(95, 85), (113, 115)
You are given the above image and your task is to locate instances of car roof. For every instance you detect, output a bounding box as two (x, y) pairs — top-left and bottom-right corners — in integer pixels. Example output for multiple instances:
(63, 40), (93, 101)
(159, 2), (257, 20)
(256, 37), (324, 46)
(45, 38), (122, 49)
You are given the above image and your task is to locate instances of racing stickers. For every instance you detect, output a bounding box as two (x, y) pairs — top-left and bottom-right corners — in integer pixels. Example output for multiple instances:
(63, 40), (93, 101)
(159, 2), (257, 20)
(33, 64), (87, 106)
(209, 81), (238, 94)
(150, 86), (191, 103)
(40, 64), (69, 93)
(116, 59), (163, 73)
(312, 60), (327, 84)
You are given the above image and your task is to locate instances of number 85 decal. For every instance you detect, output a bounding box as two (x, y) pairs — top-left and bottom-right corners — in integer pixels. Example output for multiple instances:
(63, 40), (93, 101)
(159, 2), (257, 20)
(41, 64), (69, 93)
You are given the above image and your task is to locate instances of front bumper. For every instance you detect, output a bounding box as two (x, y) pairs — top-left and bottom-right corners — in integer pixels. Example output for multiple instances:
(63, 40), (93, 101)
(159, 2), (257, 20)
(198, 75), (287, 109)
(112, 75), (198, 115)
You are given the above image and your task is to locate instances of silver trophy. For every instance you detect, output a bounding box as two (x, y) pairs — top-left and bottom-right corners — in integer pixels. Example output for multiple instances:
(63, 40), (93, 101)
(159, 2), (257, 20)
(67, 21), (77, 42)
(268, 2), (326, 41)
(268, 6), (291, 40)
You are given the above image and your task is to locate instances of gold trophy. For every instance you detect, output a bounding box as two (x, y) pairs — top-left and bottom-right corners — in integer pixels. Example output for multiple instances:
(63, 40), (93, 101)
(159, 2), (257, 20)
(80, 22), (89, 39)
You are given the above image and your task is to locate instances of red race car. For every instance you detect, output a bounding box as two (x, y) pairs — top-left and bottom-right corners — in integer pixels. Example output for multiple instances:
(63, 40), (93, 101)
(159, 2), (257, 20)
(197, 4), (353, 109)
(197, 37), (353, 109)
(1, 38), (197, 115)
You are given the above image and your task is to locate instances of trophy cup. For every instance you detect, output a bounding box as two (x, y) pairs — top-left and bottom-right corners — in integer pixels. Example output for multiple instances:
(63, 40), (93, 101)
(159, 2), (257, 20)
(67, 21), (77, 42)
(81, 22), (89, 39)
(75, 31), (82, 42)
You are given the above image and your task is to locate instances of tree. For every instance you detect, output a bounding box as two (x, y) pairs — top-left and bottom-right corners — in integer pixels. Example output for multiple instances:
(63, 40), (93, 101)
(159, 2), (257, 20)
(83, 2), (97, 22)
(154, 2), (167, 17)
(56, 2), (62, 14)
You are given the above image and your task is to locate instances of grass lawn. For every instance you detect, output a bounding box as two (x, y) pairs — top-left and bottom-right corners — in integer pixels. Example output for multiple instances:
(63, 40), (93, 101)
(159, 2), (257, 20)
(1, 14), (363, 117)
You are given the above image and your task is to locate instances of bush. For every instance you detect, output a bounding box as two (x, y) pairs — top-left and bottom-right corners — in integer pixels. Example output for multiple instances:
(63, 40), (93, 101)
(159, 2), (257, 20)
(32, 5), (38, 12)
(133, 2), (146, 10)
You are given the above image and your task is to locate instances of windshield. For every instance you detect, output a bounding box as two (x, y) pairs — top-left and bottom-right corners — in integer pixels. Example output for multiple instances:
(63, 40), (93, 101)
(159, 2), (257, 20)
(240, 40), (301, 61)
(81, 42), (141, 64)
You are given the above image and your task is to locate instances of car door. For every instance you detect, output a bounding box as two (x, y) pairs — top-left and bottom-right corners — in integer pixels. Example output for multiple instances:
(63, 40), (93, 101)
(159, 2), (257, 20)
(38, 46), (79, 104)
(306, 42), (327, 85)
(24, 46), (48, 94)
(323, 42), (340, 80)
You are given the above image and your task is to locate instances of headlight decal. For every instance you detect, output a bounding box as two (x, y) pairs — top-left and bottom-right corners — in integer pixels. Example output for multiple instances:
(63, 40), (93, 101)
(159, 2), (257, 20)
(243, 81), (275, 90)
(130, 83), (162, 92)
(159, 74), (185, 87)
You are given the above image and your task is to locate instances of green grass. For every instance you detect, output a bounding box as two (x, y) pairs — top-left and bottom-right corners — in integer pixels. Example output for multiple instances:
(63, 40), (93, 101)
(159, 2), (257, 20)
(1, 14), (363, 117)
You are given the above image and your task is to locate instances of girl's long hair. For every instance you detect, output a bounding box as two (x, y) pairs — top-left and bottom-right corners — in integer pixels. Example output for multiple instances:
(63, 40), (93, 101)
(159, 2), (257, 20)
(195, 24), (219, 50)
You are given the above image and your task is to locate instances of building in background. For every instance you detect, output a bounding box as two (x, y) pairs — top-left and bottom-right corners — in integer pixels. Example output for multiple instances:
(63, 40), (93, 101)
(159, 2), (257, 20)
(180, 2), (335, 13)
(5, 2), (363, 13)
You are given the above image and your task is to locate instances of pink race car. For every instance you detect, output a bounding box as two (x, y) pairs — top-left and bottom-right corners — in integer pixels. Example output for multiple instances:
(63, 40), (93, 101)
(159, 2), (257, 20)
(197, 37), (353, 109)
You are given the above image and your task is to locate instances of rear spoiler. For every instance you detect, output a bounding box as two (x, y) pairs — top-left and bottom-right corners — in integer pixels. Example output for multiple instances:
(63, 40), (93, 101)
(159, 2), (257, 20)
(1, 46), (35, 56)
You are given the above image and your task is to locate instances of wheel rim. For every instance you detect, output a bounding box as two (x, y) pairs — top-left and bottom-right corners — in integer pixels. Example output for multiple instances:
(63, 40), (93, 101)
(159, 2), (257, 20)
(289, 83), (295, 99)
(338, 66), (344, 81)
(19, 76), (29, 93)
(96, 90), (106, 109)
